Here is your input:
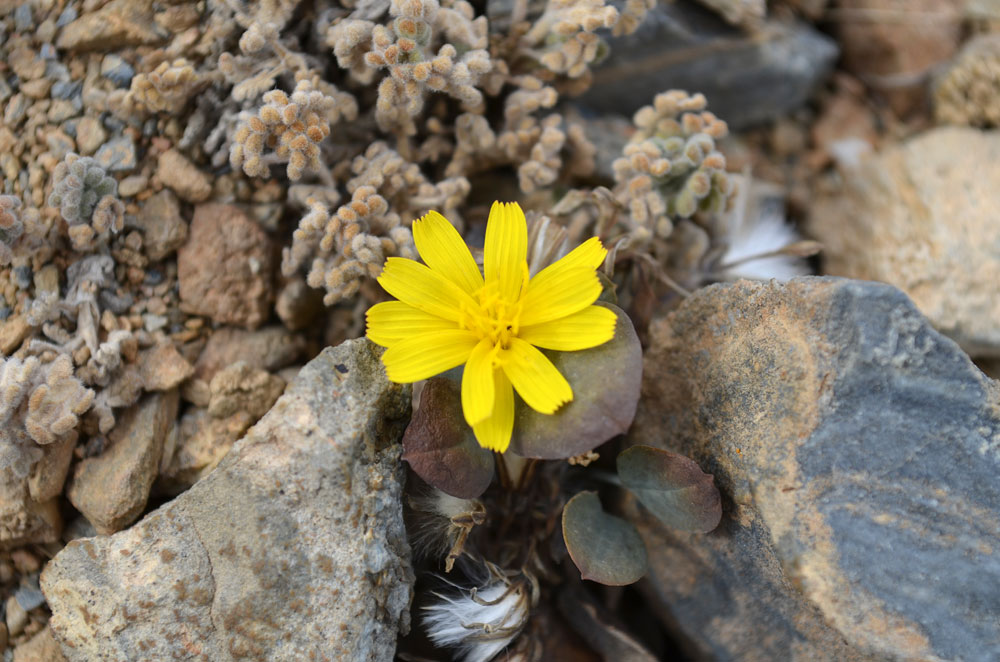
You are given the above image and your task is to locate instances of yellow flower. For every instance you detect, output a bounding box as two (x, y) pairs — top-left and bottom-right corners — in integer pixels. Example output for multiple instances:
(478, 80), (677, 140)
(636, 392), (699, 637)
(366, 201), (617, 452)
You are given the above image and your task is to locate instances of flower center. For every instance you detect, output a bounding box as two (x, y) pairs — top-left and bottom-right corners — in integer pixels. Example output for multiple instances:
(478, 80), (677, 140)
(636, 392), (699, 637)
(460, 280), (522, 351)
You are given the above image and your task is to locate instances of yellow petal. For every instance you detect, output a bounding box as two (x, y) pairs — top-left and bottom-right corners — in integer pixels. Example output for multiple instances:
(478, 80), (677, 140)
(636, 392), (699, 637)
(499, 337), (572, 414)
(462, 338), (496, 426)
(472, 369), (514, 452)
(517, 266), (602, 327)
(412, 210), (484, 295)
(366, 301), (459, 347)
(381, 329), (478, 383)
(484, 201), (528, 302)
(377, 257), (475, 322)
(518, 305), (617, 351)
(555, 236), (607, 271)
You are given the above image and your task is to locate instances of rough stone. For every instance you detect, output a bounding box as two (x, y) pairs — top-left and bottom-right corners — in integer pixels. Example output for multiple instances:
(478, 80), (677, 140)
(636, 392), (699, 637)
(42, 340), (414, 662)
(578, 2), (838, 129)
(0, 315), (33, 354)
(206, 361), (285, 420)
(12, 626), (66, 662)
(808, 126), (1000, 357)
(157, 408), (254, 494)
(67, 391), (178, 534)
(630, 277), (1000, 662)
(193, 325), (306, 382)
(133, 189), (187, 261)
(56, 0), (168, 51)
(157, 148), (212, 203)
(177, 204), (275, 329)
(93, 135), (138, 172)
(137, 341), (194, 391)
(834, 0), (962, 116)
(73, 116), (106, 156)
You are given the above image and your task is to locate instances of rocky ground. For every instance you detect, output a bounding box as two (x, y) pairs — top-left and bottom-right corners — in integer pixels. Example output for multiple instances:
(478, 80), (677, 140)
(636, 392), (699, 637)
(0, 0), (998, 660)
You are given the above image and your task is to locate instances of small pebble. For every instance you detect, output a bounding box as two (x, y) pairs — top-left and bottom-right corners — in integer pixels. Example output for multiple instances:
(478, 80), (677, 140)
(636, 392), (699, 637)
(14, 4), (33, 32)
(56, 6), (78, 27)
(75, 116), (107, 156)
(4, 595), (27, 637)
(100, 54), (134, 88)
(95, 135), (138, 172)
(118, 174), (148, 197)
(143, 313), (168, 332)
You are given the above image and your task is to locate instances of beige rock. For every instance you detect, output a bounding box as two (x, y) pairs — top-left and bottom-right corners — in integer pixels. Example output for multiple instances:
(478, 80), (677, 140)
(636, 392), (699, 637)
(193, 325), (305, 382)
(156, 149), (211, 203)
(0, 315), (33, 355)
(56, 0), (168, 51)
(137, 341), (194, 391)
(74, 116), (106, 156)
(835, 0), (962, 115)
(275, 278), (323, 331)
(177, 204), (274, 329)
(42, 340), (413, 662)
(5, 595), (27, 637)
(27, 435), (75, 503)
(207, 361), (285, 420)
(68, 391), (178, 534)
(809, 126), (1000, 357)
(158, 408), (254, 493)
(134, 189), (188, 261)
(12, 626), (66, 662)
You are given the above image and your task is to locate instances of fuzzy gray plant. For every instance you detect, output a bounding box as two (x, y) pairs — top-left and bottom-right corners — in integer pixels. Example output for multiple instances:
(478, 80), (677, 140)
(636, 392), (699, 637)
(48, 153), (117, 224)
(48, 153), (124, 250)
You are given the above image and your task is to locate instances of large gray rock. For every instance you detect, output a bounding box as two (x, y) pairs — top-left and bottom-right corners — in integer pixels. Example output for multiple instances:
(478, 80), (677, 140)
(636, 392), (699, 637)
(808, 127), (1000, 358)
(631, 277), (1000, 662)
(42, 340), (414, 662)
(578, 1), (838, 129)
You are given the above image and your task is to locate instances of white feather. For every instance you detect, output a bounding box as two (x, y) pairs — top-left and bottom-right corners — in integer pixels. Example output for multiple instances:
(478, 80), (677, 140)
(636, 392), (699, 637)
(423, 580), (529, 662)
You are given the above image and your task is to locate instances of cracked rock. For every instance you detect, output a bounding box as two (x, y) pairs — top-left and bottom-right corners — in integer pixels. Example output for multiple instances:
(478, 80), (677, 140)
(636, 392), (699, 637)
(42, 339), (414, 661)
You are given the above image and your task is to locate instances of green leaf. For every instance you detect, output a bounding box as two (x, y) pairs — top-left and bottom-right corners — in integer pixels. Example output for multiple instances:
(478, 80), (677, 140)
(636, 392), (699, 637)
(510, 303), (641, 460)
(562, 491), (647, 586)
(617, 445), (722, 533)
(401, 377), (494, 499)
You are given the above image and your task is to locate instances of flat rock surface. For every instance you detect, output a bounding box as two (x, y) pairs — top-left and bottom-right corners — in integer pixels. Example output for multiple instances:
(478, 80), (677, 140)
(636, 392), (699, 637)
(631, 277), (1000, 662)
(177, 204), (274, 329)
(42, 340), (413, 662)
(809, 126), (1000, 358)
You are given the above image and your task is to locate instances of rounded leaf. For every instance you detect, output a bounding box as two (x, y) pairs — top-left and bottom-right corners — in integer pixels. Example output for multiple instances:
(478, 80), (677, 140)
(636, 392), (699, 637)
(510, 303), (641, 460)
(617, 445), (722, 533)
(402, 377), (494, 499)
(562, 491), (647, 586)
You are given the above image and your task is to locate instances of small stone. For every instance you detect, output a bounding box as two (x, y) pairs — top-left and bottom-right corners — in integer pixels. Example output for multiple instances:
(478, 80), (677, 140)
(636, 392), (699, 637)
(42, 341), (414, 661)
(14, 4), (32, 31)
(99, 54), (133, 87)
(94, 135), (138, 172)
(12, 626), (67, 662)
(47, 100), (77, 123)
(0, 315), (33, 354)
(141, 313), (167, 332)
(132, 190), (187, 261)
(56, 0), (168, 51)
(50, 80), (82, 101)
(67, 392), (178, 534)
(137, 341), (194, 391)
(44, 129), (75, 159)
(5, 594), (27, 637)
(177, 204), (275, 329)
(194, 325), (306, 382)
(836, 0), (961, 116)
(809, 127), (1000, 357)
(74, 116), (107, 156)
(158, 408), (254, 493)
(20, 78), (53, 99)
(207, 361), (285, 420)
(275, 278), (323, 331)
(117, 174), (147, 198)
(156, 149), (211, 202)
